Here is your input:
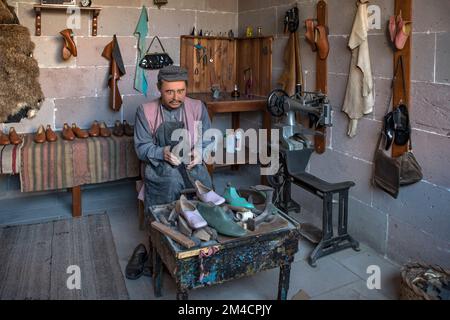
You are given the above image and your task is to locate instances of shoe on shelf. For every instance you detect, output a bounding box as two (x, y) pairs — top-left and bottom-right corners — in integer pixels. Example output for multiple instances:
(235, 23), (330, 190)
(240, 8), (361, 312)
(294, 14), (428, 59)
(113, 120), (124, 137)
(176, 195), (207, 230)
(72, 123), (89, 139)
(34, 125), (46, 144)
(45, 125), (58, 143)
(125, 244), (148, 280)
(60, 29), (77, 60)
(223, 184), (255, 210)
(99, 122), (112, 137)
(123, 120), (134, 137)
(197, 202), (247, 238)
(88, 120), (100, 137)
(194, 180), (225, 206)
(0, 130), (11, 146)
(8, 127), (22, 145)
(62, 123), (75, 141)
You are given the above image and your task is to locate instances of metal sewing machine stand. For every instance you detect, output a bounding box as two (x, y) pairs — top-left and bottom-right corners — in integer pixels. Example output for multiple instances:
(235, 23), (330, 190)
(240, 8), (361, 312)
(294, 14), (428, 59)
(267, 86), (360, 267)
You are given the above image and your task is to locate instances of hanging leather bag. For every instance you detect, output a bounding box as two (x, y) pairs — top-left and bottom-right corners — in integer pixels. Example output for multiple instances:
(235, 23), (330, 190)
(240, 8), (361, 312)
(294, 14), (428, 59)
(139, 36), (173, 70)
(373, 56), (422, 198)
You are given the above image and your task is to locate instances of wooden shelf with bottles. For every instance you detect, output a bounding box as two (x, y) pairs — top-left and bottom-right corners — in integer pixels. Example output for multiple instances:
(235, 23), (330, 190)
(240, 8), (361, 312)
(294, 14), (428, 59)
(33, 4), (102, 36)
(180, 35), (273, 96)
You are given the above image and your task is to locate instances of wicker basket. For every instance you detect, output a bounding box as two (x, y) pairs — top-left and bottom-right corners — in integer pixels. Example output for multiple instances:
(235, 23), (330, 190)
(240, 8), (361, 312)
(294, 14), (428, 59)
(400, 262), (450, 300)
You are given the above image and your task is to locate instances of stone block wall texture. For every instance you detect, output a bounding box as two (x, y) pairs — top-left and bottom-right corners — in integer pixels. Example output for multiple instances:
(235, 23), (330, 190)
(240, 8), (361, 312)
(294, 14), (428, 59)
(238, 0), (450, 268)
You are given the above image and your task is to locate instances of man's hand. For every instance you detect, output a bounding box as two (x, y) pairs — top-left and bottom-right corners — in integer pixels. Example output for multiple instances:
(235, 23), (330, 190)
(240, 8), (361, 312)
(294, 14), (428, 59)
(187, 149), (202, 170)
(163, 146), (181, 166)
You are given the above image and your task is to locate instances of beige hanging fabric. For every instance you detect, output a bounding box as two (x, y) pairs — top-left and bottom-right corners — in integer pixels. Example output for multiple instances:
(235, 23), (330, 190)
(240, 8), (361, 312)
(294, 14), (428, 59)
(278, 31), (303, 96)
(342, 0), (375, 138)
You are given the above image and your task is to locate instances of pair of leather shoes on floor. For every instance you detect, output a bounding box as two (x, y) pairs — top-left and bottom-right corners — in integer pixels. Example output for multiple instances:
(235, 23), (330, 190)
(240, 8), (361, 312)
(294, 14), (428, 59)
(305, 18), (329, 60)
(60, 29), (77, 61)
(0, 127), (22, 146)
(112, 120), (134, 137)
(88, 121), (111, 138)
(34, 125), (57, 144)
(125, 244), (152, 280)
(61, 123), (89, 141)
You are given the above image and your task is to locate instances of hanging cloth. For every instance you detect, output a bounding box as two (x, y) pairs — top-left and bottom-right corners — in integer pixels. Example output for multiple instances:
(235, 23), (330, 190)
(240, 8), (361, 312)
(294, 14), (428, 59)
(102, 35), (126, 112)
(277, 31), (303, 96)
(134, 6), (149, 96)
(342, 0), (375, 137)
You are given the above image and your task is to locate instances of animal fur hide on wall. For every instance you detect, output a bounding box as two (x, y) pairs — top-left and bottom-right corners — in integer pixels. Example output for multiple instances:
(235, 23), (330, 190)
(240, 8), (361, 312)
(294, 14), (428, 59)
(0, 0), (44, 124)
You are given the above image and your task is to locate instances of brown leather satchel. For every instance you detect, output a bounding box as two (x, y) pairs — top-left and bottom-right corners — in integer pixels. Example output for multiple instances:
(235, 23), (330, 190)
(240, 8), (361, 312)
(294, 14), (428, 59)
(372, 55), (422, 199)
(373, 135), (422, 199)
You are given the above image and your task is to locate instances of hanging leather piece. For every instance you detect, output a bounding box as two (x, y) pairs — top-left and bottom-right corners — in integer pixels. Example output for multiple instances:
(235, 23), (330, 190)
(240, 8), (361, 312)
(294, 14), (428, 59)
(0, 0), (44, 123)
(102, 35), (126, 112)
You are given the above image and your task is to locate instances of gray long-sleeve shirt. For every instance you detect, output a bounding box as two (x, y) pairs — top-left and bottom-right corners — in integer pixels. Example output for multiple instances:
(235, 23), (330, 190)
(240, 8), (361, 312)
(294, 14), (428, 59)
(134, 101), (212, 165)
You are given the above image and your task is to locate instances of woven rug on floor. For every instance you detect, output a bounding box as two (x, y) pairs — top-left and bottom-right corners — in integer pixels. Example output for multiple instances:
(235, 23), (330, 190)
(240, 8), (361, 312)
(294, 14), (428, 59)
(0, 213), (129, 300)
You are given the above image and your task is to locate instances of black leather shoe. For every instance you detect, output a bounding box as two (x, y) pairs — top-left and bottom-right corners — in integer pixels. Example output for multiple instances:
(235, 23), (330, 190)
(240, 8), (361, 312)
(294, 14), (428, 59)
(125, 244), (148, 280)
(383, 112), (395, 151)
(393, 104), (411, 146)
(142, 255), (153, 277)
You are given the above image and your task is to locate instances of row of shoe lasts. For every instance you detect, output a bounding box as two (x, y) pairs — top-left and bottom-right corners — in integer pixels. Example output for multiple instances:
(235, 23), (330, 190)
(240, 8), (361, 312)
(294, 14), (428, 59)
(0, 128), (23, 146)
(33, 120), (134, 144)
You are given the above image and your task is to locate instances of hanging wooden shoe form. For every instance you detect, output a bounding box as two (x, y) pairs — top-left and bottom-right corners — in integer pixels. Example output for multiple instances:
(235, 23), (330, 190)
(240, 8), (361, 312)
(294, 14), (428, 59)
(393, 0), (412, 158)
(314, 0), (328, 154)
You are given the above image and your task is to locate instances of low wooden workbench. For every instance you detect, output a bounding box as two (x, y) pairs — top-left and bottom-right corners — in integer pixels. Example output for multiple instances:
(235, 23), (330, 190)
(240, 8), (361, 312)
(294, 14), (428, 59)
(147, 203), (300, 300)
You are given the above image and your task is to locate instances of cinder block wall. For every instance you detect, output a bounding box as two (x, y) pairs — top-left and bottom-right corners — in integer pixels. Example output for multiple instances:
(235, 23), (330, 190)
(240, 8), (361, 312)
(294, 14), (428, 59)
(0, 0), (238, 195)
(239, 0), (450, 268)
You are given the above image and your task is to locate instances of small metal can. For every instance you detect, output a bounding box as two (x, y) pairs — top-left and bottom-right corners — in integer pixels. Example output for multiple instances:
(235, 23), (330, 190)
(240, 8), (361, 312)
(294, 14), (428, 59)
(257, 26), (262, 36)
(246, 26), (253, 37)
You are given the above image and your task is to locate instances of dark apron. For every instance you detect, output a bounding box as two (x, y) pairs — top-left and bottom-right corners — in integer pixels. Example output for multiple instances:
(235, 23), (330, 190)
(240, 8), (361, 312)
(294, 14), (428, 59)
(144, 104), (212, 207)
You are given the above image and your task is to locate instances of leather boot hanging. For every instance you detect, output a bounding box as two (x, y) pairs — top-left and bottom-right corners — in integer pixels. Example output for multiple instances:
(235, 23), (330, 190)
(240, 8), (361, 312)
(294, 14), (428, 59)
(102, 35), (126, 112)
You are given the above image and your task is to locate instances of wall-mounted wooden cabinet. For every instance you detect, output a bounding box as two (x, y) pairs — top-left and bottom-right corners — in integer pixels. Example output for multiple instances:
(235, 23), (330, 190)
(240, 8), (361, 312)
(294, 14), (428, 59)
(180, 35), (273, 97)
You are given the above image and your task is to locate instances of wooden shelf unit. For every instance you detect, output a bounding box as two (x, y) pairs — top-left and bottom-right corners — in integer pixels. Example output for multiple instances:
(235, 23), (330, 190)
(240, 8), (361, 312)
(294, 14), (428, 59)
(33, 4), (101, 36)
(180, 35), (273, 96)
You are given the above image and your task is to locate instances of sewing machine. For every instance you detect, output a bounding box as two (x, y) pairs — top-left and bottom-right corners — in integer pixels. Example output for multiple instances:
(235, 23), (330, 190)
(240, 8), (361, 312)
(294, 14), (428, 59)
(267, 85), (332, 152)
(266, 86), (359, 267)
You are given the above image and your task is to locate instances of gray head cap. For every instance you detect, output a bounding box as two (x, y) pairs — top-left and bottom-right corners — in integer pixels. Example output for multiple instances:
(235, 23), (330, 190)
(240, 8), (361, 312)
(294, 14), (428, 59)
(157, 65), (188, 82)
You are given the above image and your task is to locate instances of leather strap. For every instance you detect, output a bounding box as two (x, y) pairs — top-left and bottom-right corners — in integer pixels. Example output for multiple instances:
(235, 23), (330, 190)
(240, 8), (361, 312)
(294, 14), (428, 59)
(380, 55), (413, 153)
(145, 36), (167, 54)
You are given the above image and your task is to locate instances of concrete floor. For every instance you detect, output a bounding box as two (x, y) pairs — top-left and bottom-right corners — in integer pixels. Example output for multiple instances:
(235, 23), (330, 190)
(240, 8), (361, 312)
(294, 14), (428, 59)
(0, 165), (401, 300)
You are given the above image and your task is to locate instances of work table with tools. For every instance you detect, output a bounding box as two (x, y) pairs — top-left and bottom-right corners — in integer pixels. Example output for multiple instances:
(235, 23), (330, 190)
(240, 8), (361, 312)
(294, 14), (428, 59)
(147, 202), (300, 300)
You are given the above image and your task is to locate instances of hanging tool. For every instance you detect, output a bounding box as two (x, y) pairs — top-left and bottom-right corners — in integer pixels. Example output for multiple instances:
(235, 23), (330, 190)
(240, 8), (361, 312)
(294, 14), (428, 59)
(244, 68), (253, 97)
